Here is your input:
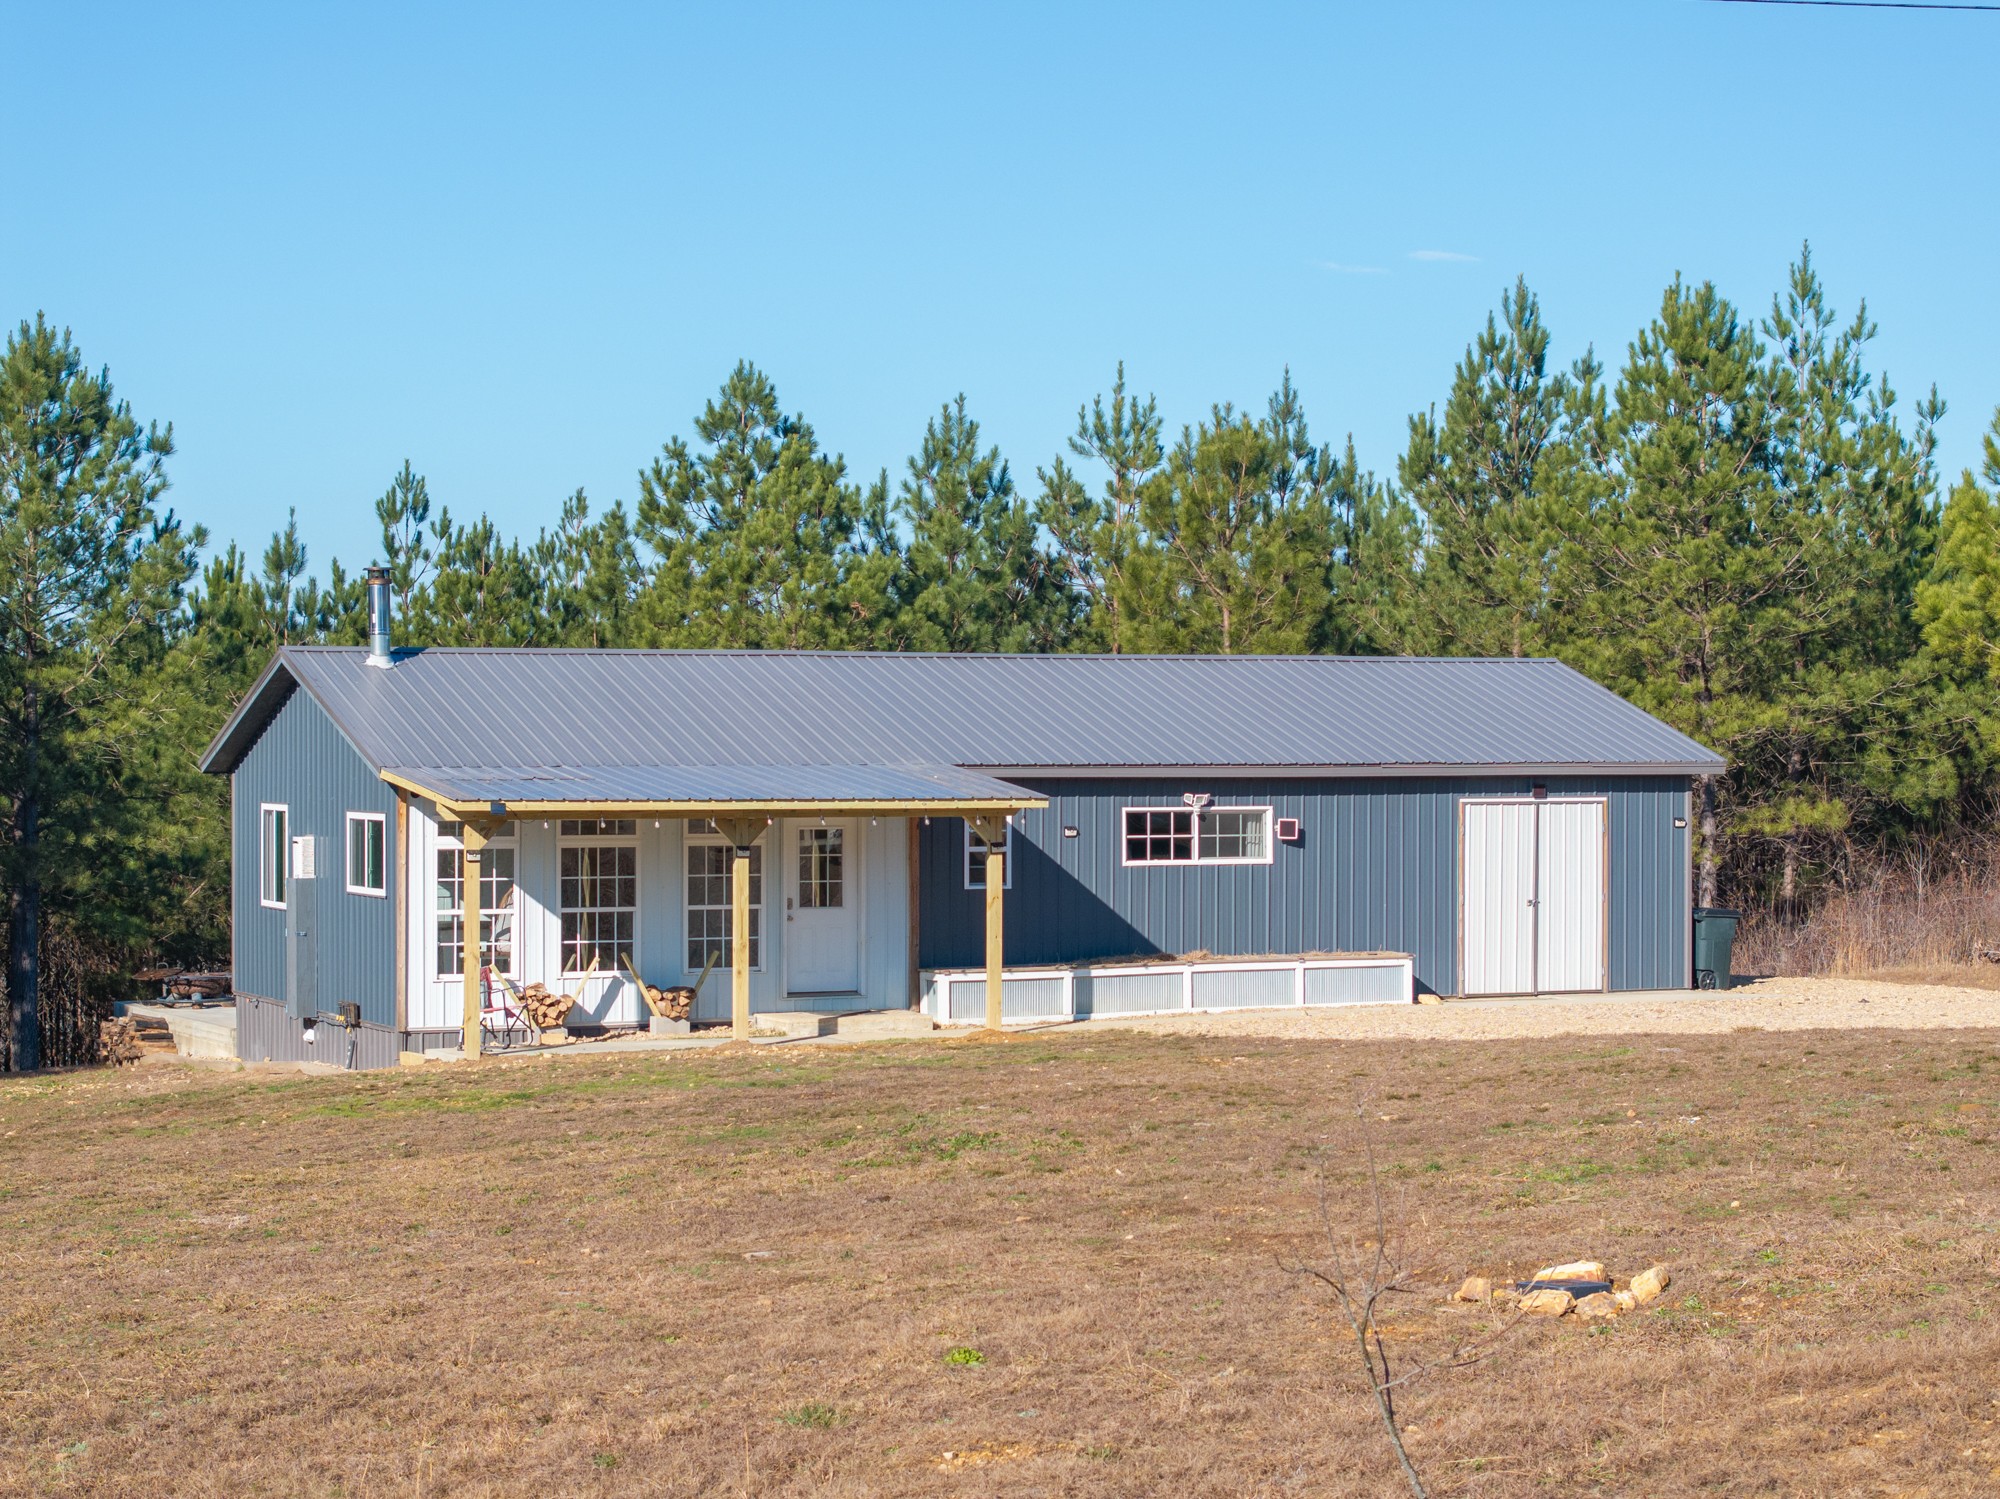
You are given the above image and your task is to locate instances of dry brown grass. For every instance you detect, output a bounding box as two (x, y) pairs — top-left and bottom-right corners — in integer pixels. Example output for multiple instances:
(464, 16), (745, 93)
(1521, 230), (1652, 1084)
(1736, 859), (2000, 979)
(4, 1027), (2000, 1496)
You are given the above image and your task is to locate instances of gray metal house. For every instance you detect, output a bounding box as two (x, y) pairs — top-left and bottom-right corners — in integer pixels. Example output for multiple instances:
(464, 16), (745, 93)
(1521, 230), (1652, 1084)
(200, 601), (1723, 1068)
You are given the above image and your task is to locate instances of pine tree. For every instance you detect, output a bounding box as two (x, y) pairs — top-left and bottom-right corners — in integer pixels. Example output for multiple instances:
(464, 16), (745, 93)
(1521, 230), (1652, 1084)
(892, 395), (1072, 652)
(1396, 279), (1578, 657)
(0, 316), (199, 1069)
(1558, 277), (1797, 906)
(635, 363), (886, 648)
(1118, 379), (1334, 655)
(1037, 364), (1164, 652)
(1917, 414), (2000, 693)
(375, 460), (438, 619)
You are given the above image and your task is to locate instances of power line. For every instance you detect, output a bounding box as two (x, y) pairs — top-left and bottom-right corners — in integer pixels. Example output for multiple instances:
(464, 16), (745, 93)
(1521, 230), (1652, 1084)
(1706, 0), (2000, 11)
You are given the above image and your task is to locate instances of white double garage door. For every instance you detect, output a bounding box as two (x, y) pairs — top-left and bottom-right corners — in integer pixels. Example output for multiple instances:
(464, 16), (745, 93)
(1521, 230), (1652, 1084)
(1460, 798), (1607, 997)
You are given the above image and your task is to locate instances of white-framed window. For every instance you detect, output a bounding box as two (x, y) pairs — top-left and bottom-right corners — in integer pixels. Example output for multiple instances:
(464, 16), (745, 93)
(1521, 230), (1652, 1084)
(964, 820), (1013, 890)
(260, 804), (289, 909)
(436, 822), (516, 978)
(686, 837), (762, 971)
(345, 812), (386, 897)
(1122, 805), (1273, 866)
(560, 820), (637, 974)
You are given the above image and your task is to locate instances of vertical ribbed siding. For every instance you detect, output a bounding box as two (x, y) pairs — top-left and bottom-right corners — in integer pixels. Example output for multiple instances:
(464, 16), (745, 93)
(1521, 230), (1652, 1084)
(231, 686), (399, 1024)
(919, 774), (1690, 995)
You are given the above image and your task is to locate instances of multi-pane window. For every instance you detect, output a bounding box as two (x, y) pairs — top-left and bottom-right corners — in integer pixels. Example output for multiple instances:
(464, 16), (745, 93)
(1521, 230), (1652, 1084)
(1124, 808), (1194, 864)
(1123, 806), (1273, 866)
(1200, 808), (1270, 862)
(561, 842), (637, 974)
(436, 840), (516, 977)
(964, 821), (1013, 890)
(797, 827), (844, 908)
(260, 805), (288, 908)
(687, 843), (762, 970)
(346, 812), (386, 896)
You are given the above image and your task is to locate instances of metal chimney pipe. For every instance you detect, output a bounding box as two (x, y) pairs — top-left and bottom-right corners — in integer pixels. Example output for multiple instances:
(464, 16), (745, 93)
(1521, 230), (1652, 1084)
(364, 565), (394, 668)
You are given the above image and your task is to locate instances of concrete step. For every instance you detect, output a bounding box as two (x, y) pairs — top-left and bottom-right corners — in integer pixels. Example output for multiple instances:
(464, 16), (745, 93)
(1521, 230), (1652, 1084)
(828, 1009), (937, 1039)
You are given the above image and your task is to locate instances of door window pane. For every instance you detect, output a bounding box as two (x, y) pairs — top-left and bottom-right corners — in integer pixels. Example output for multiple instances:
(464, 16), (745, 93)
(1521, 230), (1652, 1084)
(797, 828), (844, 909)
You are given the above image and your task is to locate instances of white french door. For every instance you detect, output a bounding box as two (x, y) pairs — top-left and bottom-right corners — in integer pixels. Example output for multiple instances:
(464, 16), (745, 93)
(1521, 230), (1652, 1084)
(1460, 799), (1607, 997)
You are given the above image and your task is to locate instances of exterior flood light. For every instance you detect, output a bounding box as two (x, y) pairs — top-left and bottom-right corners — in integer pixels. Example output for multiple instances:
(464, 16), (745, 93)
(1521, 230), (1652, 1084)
(301, 1015), (317, 1045)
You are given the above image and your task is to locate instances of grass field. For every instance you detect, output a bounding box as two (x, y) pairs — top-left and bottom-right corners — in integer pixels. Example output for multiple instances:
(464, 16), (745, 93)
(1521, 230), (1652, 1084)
(4, 1025), (2000, 1496)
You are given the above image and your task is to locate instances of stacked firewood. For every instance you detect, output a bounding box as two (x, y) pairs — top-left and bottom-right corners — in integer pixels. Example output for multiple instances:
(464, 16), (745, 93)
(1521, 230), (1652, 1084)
(514, 983), (577, 1030)
(641, 984), (695, 1022)
(98, 1017), (143, 1067)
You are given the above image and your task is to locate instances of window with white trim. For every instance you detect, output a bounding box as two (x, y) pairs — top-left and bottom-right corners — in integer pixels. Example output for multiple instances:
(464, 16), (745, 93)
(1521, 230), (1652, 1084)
(436, 823), (516, 978)
(686, 840), (761, 970)
(1123, 805), (1273, 866)
(345, 812), (386, 896)
(560, 824), (637, 974)
(260, 804), (288, 908)
(964, 820), (1013, 890)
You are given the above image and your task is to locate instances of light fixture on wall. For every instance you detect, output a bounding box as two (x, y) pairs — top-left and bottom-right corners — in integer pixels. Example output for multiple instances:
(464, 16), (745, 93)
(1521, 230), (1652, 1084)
(301, 1014), (317, 1045)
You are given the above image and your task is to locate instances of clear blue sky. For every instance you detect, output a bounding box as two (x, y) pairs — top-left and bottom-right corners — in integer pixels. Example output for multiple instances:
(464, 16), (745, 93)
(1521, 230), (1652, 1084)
(5, 1), (1996, 575)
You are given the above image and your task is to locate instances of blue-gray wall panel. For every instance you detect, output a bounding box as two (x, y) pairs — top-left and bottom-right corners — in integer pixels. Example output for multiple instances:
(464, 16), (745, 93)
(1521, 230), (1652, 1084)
(231, 686), (399, 1025)
(918, 775), (1689, 995)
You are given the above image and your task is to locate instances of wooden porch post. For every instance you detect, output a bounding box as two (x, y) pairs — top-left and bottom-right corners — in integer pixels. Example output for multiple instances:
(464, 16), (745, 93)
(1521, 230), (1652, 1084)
(460, 819), (490, 1058)
(969, 815), (1009, 1032)
(715, 818), (766, 1043)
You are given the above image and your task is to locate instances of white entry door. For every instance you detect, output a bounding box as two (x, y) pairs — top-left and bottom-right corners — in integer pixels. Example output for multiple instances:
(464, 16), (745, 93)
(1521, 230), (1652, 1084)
(1460, 799), (1607, 996)
(786, 822), (860, 994)
(1461, 801), (1538, 996)
(1535, 800), (1607, 994)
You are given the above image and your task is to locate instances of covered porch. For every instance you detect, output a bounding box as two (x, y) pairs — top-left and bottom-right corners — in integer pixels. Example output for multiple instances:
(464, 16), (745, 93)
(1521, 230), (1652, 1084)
(379, 762), (1045, 1052)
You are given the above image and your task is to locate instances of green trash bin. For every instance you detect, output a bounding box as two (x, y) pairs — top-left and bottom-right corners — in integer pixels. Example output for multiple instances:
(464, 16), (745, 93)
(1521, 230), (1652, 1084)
(1692, 908), (1742, 990)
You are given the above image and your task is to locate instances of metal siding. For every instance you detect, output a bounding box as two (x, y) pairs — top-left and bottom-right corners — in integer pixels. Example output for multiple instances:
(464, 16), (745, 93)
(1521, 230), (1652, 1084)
(235, 994), (404, 1068)
(231, 686), (399, 1025)
(209, 647), (1725, 779)
(919, 775), (1689, 997)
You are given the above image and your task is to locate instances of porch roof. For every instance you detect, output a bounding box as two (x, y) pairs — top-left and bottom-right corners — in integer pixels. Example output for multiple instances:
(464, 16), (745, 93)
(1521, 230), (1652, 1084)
(376, 760), (1045, 817)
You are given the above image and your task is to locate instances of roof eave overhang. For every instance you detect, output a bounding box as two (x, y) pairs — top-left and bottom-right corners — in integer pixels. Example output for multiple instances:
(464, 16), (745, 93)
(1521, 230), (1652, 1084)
(961, 762), (1726, 780)
(377, 770), (1046, 819)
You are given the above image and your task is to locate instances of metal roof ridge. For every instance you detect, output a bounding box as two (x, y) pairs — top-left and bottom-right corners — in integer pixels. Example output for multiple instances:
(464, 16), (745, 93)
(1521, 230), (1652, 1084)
(286, 644), (1565, 665)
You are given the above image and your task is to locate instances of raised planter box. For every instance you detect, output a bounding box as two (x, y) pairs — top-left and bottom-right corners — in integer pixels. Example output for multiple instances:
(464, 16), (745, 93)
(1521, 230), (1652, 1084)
(921, 952), (1414, 1026)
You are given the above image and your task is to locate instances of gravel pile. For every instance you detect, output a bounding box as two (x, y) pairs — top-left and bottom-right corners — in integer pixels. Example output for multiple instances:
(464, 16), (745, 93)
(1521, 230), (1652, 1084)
(1083, 975), (2000, 1042)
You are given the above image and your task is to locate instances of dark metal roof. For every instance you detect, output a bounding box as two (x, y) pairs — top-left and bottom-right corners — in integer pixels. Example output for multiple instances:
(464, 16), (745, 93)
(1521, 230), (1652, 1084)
(200, 647), (1723, 786)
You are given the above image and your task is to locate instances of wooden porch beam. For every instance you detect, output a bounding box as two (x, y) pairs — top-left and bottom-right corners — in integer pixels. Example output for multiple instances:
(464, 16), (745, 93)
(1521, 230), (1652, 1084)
(967, 814), (1010, 1033)
(459, 818), (492, 1058)
(375, 771), (1045, 821)
(713, 817), (766, 1043)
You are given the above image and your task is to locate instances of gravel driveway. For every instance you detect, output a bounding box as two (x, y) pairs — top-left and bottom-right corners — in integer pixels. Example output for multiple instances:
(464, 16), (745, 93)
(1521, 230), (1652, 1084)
(1075, 975), (2000, 1042)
